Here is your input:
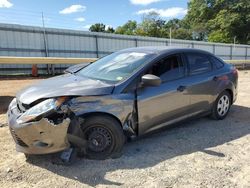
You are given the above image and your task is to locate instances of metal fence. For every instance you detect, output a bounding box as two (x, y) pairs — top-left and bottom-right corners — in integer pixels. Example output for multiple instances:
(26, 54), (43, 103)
(0, 23), (250, 75)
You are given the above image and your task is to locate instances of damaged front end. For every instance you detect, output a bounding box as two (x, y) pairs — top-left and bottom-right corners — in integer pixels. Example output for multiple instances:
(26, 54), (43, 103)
(7, 97), (72, 154)
(8, 93), (137, 155)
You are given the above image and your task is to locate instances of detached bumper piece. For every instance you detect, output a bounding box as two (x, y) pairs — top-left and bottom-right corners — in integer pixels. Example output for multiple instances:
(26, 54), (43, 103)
(8, 98), (71, 154)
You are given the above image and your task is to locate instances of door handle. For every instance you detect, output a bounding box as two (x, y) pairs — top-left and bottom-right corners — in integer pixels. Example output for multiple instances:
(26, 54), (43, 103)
(177, 85), (186, 92)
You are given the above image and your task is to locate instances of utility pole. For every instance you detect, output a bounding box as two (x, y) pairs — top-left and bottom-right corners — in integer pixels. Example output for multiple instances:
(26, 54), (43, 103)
(42, 12), (52, 75)
(42, 12), (49, 57)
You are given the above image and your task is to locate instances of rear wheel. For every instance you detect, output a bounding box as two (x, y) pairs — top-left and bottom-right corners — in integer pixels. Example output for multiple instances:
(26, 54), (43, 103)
(211, 91), (231, 120)
(80, 115), (125, 160)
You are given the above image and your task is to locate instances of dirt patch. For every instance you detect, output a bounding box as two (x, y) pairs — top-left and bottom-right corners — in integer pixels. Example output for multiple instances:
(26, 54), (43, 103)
(0, 71), (250, 187)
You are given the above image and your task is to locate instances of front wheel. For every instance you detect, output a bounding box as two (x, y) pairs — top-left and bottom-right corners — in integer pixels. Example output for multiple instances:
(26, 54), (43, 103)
(80, 115), (125, 160)
(211, 91), (231, 120)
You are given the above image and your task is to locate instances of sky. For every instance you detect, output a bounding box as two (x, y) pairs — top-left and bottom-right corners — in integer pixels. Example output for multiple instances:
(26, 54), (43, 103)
(0, 0), (189, 30)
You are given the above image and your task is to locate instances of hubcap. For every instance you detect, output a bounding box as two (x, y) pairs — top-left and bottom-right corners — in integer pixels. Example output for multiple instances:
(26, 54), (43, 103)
(217, 95), (230, 116)
(85, 126), (112, 153)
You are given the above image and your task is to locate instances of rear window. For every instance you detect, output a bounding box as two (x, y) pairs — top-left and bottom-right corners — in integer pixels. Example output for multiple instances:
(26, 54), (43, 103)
(211, 56), (224, 69)
(186, 53), (212, 75)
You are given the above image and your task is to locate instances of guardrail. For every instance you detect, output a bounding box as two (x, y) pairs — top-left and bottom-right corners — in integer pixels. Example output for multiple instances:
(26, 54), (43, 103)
(0, 56), (97, 64)
(0, 56), (249, 75)
(226, 60), (250, 69)
(0, 56), (249, 65)
(0, 57), (97, 75)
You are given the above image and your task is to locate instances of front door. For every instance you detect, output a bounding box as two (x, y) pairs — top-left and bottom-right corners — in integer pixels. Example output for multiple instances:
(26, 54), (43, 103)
(137, 54), (191, 135)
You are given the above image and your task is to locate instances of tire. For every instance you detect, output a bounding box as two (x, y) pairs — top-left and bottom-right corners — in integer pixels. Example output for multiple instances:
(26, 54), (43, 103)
(211, 90), (232, 120)
(80, 115), (125, 160)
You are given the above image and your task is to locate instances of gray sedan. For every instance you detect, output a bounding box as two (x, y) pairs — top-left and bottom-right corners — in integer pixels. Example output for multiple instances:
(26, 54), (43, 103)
(8, 47), (238, 159)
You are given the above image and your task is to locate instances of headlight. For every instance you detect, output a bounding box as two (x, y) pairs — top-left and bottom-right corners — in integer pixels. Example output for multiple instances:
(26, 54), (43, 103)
(17, 97), (67, 124)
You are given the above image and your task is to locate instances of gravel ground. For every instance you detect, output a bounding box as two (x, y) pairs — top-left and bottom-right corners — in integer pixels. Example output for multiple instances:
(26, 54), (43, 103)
(0, 71), (250, 188)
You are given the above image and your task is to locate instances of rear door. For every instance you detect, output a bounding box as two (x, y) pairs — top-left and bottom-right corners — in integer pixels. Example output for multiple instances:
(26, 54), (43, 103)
(183, 52), (219, 113)
(137, 53), (191, 135)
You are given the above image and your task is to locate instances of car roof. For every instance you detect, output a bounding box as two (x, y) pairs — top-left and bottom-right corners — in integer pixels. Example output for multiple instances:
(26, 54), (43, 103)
(120, 46), (213, 56)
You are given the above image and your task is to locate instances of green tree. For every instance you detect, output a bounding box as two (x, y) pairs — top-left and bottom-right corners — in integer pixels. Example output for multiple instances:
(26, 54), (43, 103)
(106, 26), (115, 33)
(115, 20), (137, 35)
(208, 1), (250, 44)
(164, 19), (182, 30)
(89, 23), (106, 32)
(163, 19), (192, 40)
(88, 0), (250, 44)
(172, 28), (192, 40)
(185, 0), (213, 41)
(208, 30), (231, 43)
(191, 24), (208, 41)
(186, 0), (250, 44)
(135, 12), (168, 38)
(89, 24), (115, 34)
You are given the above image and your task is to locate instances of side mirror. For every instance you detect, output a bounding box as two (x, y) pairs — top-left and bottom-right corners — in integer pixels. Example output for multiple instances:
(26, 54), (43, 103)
(141, 74), (161, 87)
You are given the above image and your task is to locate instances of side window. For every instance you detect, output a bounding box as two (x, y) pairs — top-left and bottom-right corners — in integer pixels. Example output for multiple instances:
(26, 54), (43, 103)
(147, 54), (185, 82)
(186, 53), (212, 75)
(211, 56), (224, 69)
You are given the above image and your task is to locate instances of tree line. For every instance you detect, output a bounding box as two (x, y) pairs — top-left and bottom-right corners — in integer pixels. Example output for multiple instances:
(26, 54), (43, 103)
(89, 0), (250, 44)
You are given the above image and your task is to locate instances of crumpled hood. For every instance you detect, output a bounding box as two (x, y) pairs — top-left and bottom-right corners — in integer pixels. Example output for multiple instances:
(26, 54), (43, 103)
(16, 74), (114, 104)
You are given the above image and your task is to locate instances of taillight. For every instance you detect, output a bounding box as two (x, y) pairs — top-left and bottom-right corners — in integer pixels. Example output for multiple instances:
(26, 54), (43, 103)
(232, 67), (238, 76)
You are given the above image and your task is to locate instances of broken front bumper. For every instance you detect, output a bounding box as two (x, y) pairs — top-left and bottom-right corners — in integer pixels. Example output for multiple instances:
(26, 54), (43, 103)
(7, 98), (71, 154)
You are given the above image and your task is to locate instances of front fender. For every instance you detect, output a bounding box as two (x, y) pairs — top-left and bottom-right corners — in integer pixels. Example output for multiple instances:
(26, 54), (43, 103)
(68, 94), (136, 127)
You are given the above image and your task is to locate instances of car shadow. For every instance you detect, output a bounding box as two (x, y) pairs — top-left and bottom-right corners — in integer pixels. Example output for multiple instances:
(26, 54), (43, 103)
(26, 104), (250, 186)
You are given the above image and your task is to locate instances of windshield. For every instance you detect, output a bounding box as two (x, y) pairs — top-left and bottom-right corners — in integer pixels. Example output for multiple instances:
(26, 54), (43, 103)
(76, 51), (156, 83)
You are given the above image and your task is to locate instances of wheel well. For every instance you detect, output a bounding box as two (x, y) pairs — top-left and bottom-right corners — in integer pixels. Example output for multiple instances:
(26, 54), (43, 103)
(225, 89), (233, 103)
(78, 112), (123, 128)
